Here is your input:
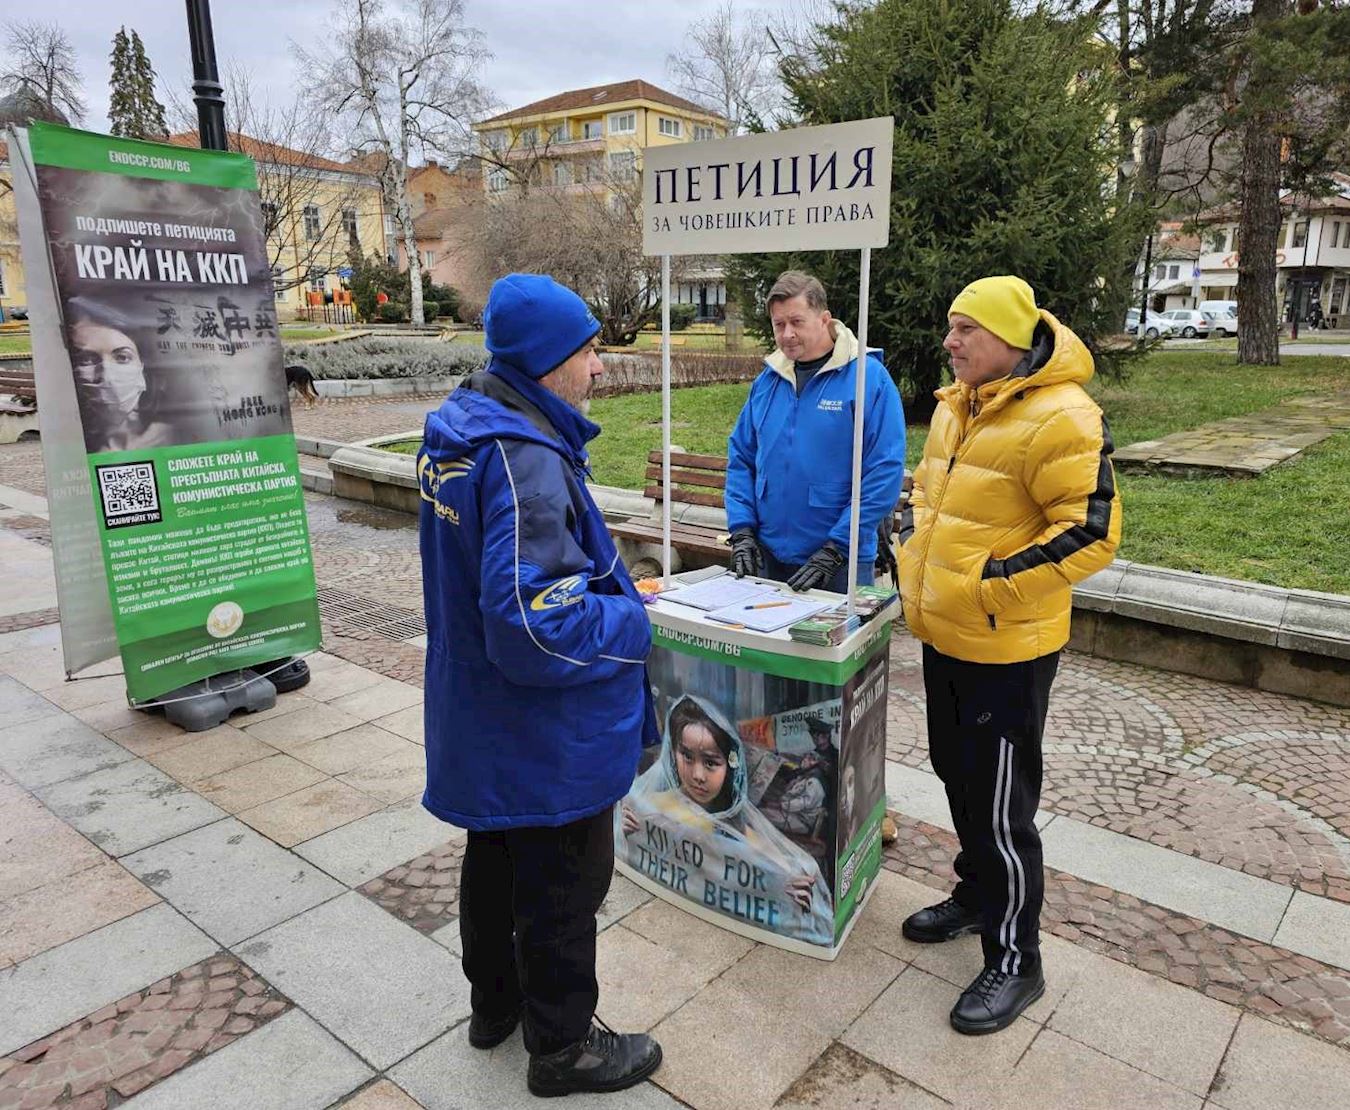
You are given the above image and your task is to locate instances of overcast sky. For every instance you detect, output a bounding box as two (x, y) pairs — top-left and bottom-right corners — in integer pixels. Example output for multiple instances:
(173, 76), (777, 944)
(10, 0), (759, 138)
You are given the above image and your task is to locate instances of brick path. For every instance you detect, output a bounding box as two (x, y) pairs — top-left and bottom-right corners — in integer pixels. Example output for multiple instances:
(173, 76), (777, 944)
(290, 395), (438, 446)
(1, 954), (290, 1107)
(6, 407), (1350, 1106)
(887, 639), (1350, 904)
(884, 816), (1350, 1048)
(1113, 389), (1350, 476)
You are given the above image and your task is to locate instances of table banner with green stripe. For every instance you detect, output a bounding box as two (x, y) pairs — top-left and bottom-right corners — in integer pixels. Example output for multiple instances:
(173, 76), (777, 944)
(615, 608), (891, 959)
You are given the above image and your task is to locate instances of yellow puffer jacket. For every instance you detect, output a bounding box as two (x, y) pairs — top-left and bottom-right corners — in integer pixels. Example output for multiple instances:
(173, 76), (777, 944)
(898, 310), (1122, 664)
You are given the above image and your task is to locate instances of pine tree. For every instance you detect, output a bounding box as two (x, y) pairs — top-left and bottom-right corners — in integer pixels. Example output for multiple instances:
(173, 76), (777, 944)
(725, 0), (1149, 413)
(107, 26), (167, 139)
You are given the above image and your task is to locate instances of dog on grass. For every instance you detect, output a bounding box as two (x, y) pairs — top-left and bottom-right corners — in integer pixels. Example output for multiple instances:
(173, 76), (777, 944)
(284, 364), (320, 406)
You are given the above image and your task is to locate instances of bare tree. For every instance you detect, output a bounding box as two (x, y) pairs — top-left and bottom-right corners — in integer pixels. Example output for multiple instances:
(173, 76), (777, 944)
(166, 65), (374, 297)
(469, 164), (695, 345)
(667, 1), (780, 133)
(2, 20), (85, 123)
(297, 0), (490, 325)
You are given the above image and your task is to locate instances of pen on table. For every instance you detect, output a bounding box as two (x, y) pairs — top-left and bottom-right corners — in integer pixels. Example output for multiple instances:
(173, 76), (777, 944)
(744, 600), (792, 609)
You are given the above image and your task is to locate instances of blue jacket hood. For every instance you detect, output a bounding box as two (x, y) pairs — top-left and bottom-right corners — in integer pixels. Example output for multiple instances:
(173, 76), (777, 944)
(422, 361), (598, 469)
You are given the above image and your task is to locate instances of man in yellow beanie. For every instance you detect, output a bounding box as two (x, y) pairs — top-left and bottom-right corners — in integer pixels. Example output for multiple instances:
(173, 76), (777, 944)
(897, 276), (1121, 1034)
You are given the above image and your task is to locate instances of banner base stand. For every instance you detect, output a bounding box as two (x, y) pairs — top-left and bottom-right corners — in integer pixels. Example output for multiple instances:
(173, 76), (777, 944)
(254, 656), (312, 695)
(144, 668), (277, 732)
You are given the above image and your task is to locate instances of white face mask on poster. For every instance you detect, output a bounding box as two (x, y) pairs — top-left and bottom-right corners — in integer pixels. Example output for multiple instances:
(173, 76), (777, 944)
(71, 322), (146, 418)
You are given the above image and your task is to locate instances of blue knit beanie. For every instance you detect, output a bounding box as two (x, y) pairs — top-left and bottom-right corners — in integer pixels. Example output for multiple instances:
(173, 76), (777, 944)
(484, 274), (601, 379)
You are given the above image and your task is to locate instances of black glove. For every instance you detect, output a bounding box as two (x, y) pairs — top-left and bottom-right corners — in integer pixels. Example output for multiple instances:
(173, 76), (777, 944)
(787, 542), (846, 592)
(874, 517), (898, 587)
(729, 528), (764, 578)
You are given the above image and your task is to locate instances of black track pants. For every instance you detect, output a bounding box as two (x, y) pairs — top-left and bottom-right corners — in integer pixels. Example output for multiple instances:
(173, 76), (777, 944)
(922, 644), (1059, 976)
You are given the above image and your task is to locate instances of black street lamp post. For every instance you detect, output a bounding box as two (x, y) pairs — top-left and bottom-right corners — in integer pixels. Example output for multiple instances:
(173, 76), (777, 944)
(171, 0), (313, 708)
(186, 0), (227, 152)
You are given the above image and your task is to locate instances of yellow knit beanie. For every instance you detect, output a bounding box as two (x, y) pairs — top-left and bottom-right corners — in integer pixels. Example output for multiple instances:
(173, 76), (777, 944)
(948, 276), (1039, 350)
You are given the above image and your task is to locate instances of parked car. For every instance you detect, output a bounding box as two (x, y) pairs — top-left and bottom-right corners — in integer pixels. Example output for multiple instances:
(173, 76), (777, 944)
(1201, 310), (1236, 337)
(1198, 300), (1238, 336)
(1161, 309), (1210, 338)
(1124, 309), (1175, 339)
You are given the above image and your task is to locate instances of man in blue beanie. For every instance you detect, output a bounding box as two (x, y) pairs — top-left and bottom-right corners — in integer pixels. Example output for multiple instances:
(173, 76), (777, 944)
(418, 274), (662, 1096)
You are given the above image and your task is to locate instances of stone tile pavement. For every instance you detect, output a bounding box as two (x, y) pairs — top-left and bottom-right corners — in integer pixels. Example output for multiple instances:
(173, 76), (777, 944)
(1113, 389), (1350, 476)
(5, 437), (1350, 1105)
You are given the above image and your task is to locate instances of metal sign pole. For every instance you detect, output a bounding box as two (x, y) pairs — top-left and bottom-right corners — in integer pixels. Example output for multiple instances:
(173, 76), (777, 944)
(846, 247), (871, 617)
(662, 253), (673, 585)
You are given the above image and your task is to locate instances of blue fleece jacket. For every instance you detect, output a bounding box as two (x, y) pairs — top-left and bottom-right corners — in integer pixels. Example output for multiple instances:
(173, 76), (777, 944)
(417, 361), (656, 830)
(725, 321), (905, 565)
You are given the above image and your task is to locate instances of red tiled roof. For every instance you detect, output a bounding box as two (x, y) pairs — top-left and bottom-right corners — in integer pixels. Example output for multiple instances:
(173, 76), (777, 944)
(1156, 232), (1201, 255)
(479, 80), (724, 126)
(165, 131), (360, 175)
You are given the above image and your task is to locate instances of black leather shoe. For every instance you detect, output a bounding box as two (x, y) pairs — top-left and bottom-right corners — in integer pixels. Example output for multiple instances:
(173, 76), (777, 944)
(902, 897), (982, 944)
(527, 1019), (662, 1098)
(468, 1007), (521, 1049)
(950, 966), (1045, 1035)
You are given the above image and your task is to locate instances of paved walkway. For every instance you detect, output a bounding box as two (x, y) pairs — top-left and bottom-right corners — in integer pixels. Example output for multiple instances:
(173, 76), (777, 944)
(4, 419), (1350, 1106)
(1113, 390), (1350, 476)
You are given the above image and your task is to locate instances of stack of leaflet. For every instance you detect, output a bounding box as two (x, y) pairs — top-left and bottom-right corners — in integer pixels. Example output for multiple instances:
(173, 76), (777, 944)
(788, 585), (899, 645)
(788, 606), (860, 646)
(852, 584), (898, 621)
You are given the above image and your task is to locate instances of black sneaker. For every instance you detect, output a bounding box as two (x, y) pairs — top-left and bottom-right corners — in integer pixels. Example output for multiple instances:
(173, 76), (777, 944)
(950, 965), (1045, 1035)
(526, 1018), (662, 1098)
(468, 1007), (521, 1050)
(901, 897), (982, 944)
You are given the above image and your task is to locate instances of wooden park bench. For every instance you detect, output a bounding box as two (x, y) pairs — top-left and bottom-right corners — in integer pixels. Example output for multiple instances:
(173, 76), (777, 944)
(0, 363), (39, 444)
(609, 449), (732, 565)
(608, 450), (914, 571)
(0, 364), (37, 413)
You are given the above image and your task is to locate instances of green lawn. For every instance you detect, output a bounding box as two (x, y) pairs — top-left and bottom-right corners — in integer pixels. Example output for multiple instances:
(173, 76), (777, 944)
(582, 351), (1350, 594)
(444, 330), (488, 348)
(629, 330), (767, 354)
(0, 334), (32, 356)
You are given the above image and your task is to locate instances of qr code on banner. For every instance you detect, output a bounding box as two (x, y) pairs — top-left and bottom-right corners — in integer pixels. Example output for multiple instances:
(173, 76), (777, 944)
(95, 462), (163, 528)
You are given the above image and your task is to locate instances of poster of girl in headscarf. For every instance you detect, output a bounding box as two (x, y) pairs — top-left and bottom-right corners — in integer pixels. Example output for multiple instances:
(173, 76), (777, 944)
(617, 692), (836, 947)
(617, 631), (893, 951)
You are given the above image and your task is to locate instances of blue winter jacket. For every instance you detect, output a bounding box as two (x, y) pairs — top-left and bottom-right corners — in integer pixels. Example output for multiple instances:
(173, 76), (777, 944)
(418, 362), (656, 831)
(725, 321), (906, 565)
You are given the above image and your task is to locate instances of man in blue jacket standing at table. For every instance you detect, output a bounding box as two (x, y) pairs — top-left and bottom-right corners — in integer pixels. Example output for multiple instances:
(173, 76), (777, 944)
(725, 270), (905, 592)
(417, 273), (662, 1097)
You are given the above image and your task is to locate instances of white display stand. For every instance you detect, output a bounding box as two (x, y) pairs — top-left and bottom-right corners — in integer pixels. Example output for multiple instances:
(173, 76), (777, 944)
(615, 578), (899, 960)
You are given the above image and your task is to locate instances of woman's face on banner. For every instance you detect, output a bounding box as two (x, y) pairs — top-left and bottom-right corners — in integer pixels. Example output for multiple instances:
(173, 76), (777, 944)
(674, 722), (728, 809)
(71, 321), (145, 416)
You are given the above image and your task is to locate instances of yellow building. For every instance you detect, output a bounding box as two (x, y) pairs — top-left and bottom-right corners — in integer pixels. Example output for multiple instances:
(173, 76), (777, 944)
(475, 79), (726, 194)
(167, 132), (388, 321)
(0, 140), (27, 322)
(473, 80), (729, 317)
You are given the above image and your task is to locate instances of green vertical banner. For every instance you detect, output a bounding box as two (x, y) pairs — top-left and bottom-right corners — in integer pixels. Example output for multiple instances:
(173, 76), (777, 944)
(27, 123), (320, 701)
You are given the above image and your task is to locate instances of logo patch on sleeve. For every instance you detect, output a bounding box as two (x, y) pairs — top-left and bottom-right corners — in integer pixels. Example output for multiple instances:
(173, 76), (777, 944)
(531, 575), (587, 611)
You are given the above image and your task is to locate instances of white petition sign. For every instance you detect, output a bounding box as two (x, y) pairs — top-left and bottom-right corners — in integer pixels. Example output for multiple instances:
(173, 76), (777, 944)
(642, 117), (894, 256)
